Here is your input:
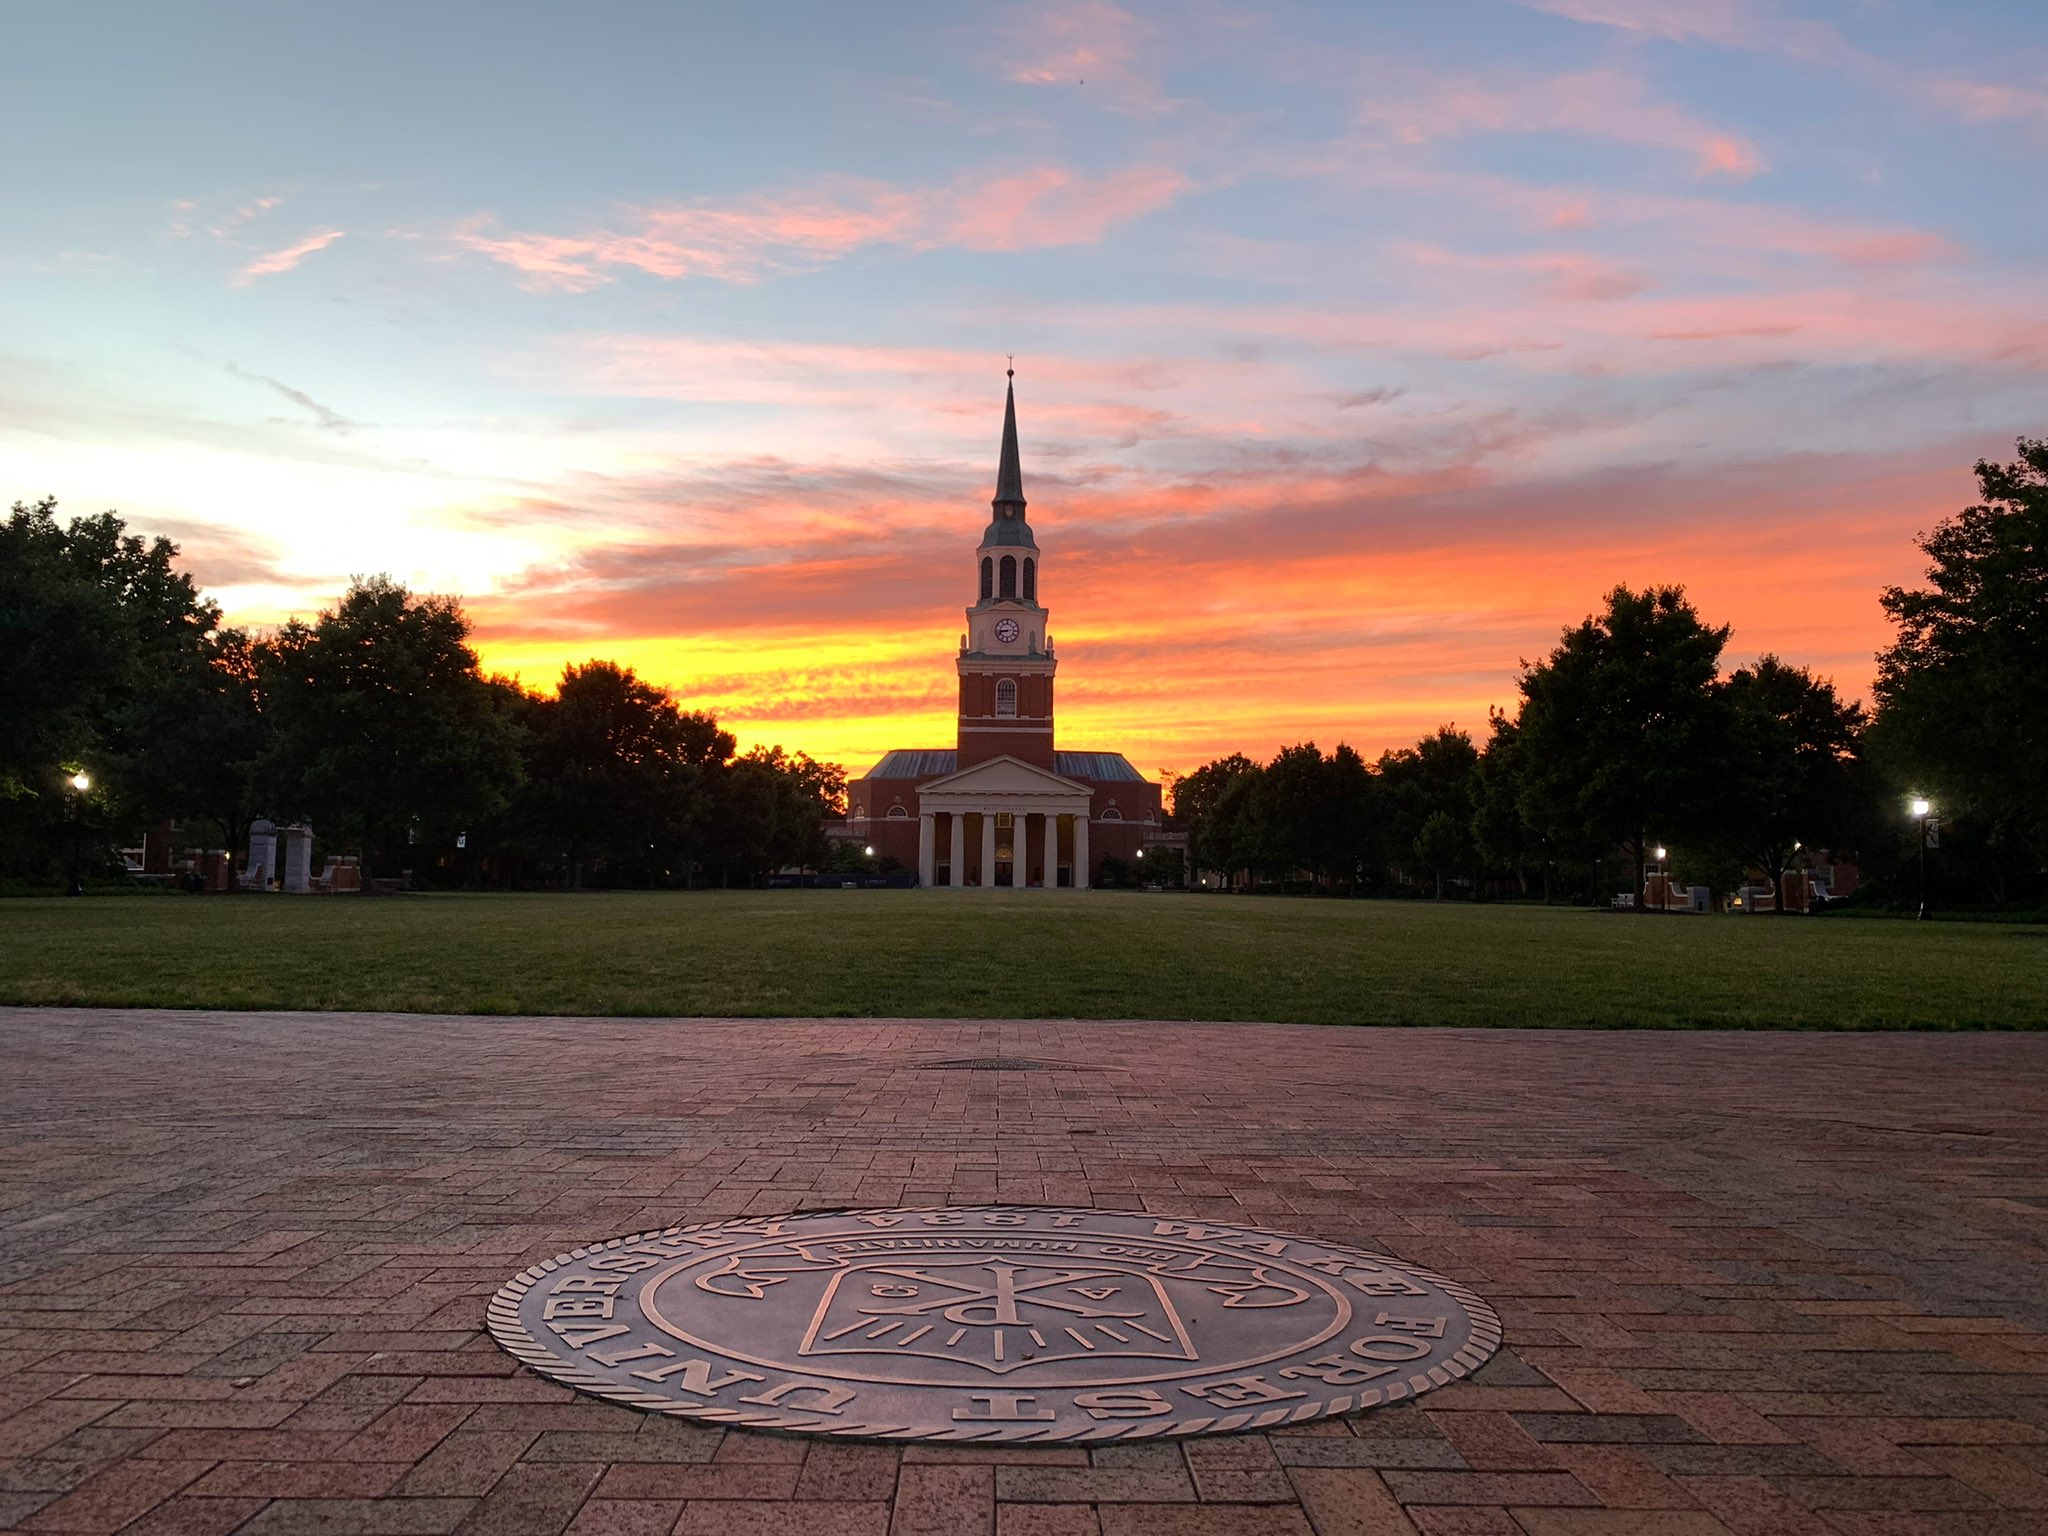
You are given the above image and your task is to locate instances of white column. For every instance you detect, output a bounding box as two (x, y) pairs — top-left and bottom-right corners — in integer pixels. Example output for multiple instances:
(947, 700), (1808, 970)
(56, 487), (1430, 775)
(949, 813), (966, 887)
(1043, 812), (1059, 889)
(980, 812), (998, 887)
(1074, 814), (1091, 889)
(917, 813), (935, 888)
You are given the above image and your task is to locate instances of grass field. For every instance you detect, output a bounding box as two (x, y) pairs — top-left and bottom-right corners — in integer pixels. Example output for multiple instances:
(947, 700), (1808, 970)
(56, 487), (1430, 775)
(1, 889), (2044, 1027)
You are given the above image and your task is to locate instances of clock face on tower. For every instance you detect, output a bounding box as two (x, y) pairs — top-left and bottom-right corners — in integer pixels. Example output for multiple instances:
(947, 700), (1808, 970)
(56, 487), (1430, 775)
(994, 619), (1021, 644)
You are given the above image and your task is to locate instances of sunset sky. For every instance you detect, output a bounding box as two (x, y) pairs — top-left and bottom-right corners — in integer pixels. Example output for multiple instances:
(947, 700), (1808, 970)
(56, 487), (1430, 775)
(5, 1), (2044, 779)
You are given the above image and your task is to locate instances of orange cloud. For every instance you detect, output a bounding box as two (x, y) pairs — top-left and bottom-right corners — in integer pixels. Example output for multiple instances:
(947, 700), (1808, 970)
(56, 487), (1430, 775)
(462, 437), (1970, 779)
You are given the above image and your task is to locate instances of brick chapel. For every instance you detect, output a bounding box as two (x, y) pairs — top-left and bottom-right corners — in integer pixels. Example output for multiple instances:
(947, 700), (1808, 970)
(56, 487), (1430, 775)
(841, 373), (1163, 887)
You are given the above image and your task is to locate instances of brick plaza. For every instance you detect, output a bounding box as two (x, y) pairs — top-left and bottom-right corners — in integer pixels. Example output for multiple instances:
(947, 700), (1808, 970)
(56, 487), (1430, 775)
(2, 1009), (2046, 1536)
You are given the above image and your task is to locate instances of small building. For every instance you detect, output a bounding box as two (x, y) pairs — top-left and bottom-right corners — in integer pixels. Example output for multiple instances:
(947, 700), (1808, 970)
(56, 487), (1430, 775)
(841, 375), (1162, 886)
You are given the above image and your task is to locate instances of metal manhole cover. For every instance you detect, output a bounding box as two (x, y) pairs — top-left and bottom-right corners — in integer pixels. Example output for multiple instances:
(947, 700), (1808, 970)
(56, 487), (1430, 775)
(488, 1205), (1500, 1441)
(918, 1057), (1083, 1071)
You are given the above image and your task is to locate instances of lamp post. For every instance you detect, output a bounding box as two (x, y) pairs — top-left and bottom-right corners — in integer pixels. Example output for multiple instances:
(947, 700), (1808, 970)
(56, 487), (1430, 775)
(1910, 797), (1931, 920)
(66, 771), (91, 896)
(1651, 844), (1667, 910)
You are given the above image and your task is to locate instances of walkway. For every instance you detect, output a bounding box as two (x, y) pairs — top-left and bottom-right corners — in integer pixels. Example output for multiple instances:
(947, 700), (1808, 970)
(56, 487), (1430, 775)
(2, 1010), (2045, 1535)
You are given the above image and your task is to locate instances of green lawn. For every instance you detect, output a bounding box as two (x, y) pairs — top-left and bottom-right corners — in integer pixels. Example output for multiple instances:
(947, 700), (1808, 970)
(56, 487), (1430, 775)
(1, 890), (2043, 1027)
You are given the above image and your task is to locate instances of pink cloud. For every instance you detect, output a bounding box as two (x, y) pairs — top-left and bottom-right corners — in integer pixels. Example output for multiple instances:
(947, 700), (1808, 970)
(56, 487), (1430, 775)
(998, 0), (1178, 118)
(1516, 0), (2048, 139)
(943, 164), (1190, 249)
(1357, 67), (1765, 179)
(452, 162), (1188, 291)
(448, 179), (926, 292)
(1394, 243), (1655, 302)
(1695, 134), (1760, 178)
(1511, 0), (1836, 54)
(1322, 159), (1961, 271)
(209, 195), (284, 239)
(1917, 76), (2048, 131)
(1040, 256), (2048, 389)
(232, 229), (344, 285)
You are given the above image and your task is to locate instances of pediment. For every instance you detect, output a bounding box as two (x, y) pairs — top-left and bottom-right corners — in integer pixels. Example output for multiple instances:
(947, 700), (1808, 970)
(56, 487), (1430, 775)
(917, 754), (1088, 798)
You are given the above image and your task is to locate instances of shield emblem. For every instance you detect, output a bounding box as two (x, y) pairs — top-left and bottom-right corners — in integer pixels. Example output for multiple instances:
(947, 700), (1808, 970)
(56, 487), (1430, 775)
(799, 1255), (1197, 1374)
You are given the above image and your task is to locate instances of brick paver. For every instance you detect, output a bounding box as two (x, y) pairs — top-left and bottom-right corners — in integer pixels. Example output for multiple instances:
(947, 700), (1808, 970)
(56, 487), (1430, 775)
(2, 1010), (2045, 1536)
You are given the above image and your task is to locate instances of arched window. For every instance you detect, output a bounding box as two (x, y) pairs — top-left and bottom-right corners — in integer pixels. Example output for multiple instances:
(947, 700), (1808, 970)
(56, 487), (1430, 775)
(999, 555), (1017, 599)
(887, 805), (909, 819)
(1022, 558), (1037, 600)
(979, 557), (993, 600)
(1102, 805), (1123, 821)
(995, 678), (1018, 718)
(853, 804), (865, 820)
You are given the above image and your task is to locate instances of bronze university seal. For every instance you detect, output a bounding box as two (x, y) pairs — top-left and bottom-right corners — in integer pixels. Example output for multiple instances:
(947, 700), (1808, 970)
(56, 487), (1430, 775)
(489, 1207), (1500, 1441)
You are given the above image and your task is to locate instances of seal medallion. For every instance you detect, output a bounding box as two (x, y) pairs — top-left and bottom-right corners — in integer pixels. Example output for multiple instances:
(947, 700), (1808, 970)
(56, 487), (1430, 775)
(489, 1207), (1499, 1441)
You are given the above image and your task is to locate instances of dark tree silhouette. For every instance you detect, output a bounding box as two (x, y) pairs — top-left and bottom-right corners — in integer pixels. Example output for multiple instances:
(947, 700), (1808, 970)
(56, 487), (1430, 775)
(1718, 656), (1869, 914)
(257, 577), (523, 883)
(1514, 586), (1731, 912)
(1873, 437), (2048, 892)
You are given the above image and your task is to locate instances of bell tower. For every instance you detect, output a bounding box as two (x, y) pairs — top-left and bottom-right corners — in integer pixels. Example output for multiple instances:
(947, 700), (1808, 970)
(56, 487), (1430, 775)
(957, 370), (1056, 771)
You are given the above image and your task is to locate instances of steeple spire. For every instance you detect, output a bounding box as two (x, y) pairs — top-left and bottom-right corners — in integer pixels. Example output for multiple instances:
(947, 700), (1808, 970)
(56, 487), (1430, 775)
(993, 366), (1025, 511)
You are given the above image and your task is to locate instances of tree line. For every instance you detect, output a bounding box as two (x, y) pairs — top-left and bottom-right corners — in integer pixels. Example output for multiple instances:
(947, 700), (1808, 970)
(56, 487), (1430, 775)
(1, 503), (841, 889)
(1174, 438), (2048, 911)
(5, 435), (2042, 904)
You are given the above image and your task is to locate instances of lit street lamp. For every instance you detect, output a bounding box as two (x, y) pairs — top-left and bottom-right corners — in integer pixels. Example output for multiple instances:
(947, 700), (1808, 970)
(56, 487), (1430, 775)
(1911, 796), (1932, 920)
(65, 770), (92, 897)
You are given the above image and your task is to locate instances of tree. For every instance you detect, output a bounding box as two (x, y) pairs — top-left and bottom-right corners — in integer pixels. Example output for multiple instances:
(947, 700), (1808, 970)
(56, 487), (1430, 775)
(1718, 656), (1870, 913)
(1873, 437), (2048, 892)
(1413, 811), (1470, 901)
(1175, 753), (1260, 885)
(1377, 727), (1479, 893)
(520, 660), (734, 886)
(115, 628), (269, 861)
(1, 498), (218, 803)
(756, 746), (846, 874)
(699, 746), (843, 886)
(1513, 586), (1731, 911)
(1471, 710), (1547, 898)
(1259, 743), (1338, 886)
(1322, 743), (1379, 891)
(1143, 844), (1187, 886)
(1, 500), (231, 880)
(256, 577), (523, 883)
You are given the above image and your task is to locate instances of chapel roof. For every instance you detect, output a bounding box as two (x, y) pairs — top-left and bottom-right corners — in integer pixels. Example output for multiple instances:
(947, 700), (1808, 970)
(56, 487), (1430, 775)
(860, 749), (1149, 784)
